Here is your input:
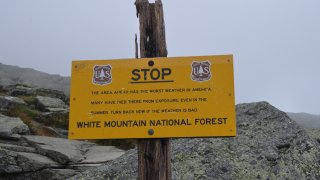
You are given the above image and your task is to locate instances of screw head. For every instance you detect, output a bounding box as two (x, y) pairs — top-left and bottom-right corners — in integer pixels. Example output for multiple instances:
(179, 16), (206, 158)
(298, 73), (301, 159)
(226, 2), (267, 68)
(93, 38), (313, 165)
(148, 60), (154, 67)
(148, 129), (154, 135)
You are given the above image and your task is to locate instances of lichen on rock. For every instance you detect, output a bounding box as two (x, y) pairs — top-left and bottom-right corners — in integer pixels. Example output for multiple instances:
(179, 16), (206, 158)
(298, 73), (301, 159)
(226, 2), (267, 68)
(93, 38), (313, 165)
(69, 102), (320, 180)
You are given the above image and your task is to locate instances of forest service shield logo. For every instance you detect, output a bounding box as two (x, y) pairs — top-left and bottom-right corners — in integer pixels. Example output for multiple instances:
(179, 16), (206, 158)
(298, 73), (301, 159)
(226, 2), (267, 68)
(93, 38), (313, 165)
(191, 61), (212, 82)
(92, 65), (112, 85)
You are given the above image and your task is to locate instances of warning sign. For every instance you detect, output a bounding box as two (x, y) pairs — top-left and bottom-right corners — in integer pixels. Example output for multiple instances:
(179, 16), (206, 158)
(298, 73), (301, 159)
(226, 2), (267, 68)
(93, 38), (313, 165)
(69, 55), (236, 139)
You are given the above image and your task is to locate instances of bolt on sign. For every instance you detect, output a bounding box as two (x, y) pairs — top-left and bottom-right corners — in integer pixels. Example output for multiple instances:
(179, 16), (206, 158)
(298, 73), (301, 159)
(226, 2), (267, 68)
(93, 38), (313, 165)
(69, 55), (236, 139)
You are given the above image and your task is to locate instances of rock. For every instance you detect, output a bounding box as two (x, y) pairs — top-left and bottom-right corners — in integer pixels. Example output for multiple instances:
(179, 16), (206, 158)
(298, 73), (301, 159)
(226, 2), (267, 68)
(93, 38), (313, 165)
(36, 88), (69, 104)
(23, 135), (93, 164)
(35, 169), (79, 180)
(0, 95), (26, 111)
(8, 85), (36, 97)
(36, 96), (68, 112)
(69, 164), (103, 172)
(0, 85), (5, 93)
(0, 148), (59, 174)
(0, 114), (29, 139)
(23, 135), (125, 165)
(43, 126), (66, 138)
(0, 135), (125, 179)
(0, 143), (36, 153)
(69, 102), (320, 180)
(35, 126), (68, 138)
(53, 127), (68, 138)
(0, 96), (26, 105)
(35, 111), (69, 130)
(29, 168), (79, 180)
(25, 118), (62, 138)
(3, 168), (80, 180)
(306, 128), (320, 144)
(80, 146), (125, 164)
(46, 107), (68, 112)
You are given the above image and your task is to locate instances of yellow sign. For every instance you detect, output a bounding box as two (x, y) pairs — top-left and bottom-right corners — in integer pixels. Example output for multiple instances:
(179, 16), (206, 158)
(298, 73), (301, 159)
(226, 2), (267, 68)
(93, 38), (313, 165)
(69, 55), (236, 139)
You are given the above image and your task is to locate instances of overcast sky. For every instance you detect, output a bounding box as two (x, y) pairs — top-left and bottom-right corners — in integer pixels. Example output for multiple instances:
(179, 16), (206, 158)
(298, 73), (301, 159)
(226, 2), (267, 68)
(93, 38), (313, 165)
(0, 0), (319, 114)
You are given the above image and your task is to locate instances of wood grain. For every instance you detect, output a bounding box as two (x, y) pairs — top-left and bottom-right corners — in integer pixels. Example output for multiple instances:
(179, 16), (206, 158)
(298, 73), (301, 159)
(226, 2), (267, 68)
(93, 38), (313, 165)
(135, 0), (171, 180)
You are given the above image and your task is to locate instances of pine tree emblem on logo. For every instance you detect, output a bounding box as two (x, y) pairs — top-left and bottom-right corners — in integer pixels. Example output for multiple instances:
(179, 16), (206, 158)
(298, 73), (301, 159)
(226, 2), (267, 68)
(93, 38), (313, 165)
(191, 61), (212, 82)
(92, 65), (112, 85)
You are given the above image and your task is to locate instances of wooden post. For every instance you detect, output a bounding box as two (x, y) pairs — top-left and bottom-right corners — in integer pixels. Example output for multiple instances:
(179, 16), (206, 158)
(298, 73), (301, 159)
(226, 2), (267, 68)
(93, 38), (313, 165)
(135, 0), (171, 180)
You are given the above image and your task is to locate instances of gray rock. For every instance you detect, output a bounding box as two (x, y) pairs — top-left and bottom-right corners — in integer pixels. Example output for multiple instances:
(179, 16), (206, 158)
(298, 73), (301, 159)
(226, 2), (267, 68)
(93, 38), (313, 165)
(5, 134), (22, 140)
(0, 135), (125, 179)
(69, 102), (320, 180)
(36, 168), (79, 180)
(0, 114), (29, 139)
(23, 135), (125, 166)
(0, 142), (36, 153)
(23, 135), (93, 164)
(3, 168), (80, 180)
(0, 148), (59, 174)
(0, 95), (26, 111)
(46, 107), (69, 112)
(80, 146), (125, 164)
(53, 127), (69, 138)
(306, 128), (320, 144)
(43, 126), (67, 138)
(36, 95), (68, 112)
(8, 85), (36, 97)
(36, 88), (69, 104)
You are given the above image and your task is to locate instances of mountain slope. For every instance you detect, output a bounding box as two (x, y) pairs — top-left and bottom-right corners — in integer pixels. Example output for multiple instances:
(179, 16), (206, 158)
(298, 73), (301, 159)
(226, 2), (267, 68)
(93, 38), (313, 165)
(0, 63), (70, 95)
(287, 112), (320, 129)
(70, 102), (320, 180)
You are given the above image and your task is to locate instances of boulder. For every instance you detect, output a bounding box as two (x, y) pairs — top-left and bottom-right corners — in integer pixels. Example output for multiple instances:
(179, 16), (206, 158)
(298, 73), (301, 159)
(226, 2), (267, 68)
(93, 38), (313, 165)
(36, 88), (69, 104)
(0, 95), (26, 111)
(8, 85), (36, 97)
(0, 114), (29, 139)
(23, 135), (93, 164)
(69, 102), (320, 180)
(0, 143), (36, 153)
(23, 136), (125, 165)
(0, 135), (125, 179)
(80, 146), (125, 164)
(36, 96), (68, 112)
(0, 148), (59, 174)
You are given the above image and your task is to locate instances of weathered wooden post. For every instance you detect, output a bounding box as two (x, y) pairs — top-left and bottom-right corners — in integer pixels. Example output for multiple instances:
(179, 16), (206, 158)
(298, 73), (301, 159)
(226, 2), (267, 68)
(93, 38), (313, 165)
(135, 0), (171, 179)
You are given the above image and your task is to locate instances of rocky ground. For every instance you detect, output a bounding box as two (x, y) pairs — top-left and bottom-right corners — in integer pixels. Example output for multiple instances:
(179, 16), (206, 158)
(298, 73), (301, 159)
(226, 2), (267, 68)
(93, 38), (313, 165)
(70, 102), (320, 180)
(0, 84), (125, 180)
(1, 84), (320, 179)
